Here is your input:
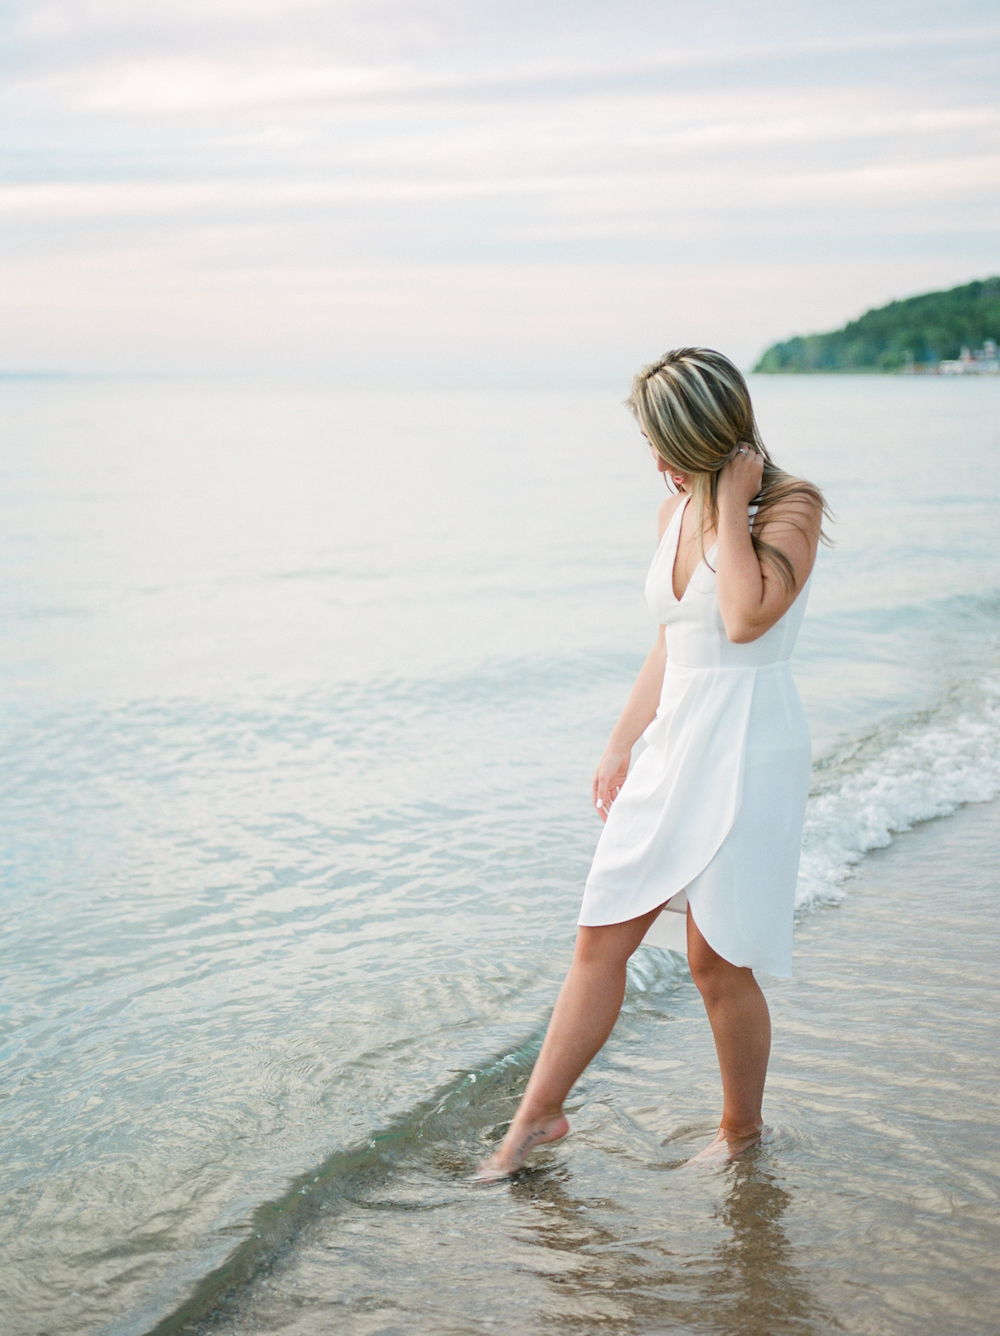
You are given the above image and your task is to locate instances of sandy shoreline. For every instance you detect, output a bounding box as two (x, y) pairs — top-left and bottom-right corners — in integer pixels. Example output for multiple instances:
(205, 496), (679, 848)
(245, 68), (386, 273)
(158, 795), (1000, 1336)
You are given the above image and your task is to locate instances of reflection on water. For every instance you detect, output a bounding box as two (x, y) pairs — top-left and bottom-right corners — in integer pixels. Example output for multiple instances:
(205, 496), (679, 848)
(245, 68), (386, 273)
(706, 1163), (822, 1336)
(160, 797), (1000, 1336)
(498, 1158), (827, 1336)
(506, 1164), (805, 1334)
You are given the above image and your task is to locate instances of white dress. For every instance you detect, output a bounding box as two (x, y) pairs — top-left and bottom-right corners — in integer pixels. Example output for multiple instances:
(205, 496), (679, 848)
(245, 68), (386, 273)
(577, 495), (812, 978)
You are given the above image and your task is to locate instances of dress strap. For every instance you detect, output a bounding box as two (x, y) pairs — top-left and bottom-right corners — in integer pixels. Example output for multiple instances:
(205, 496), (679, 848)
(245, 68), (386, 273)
(660, 491), (690, 543)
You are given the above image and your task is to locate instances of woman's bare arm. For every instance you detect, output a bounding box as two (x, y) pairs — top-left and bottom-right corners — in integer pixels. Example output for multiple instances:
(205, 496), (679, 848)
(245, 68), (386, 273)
(591, 625), (667, 822)
(590, 494), (683, 822)
(715, 451), (821, 644)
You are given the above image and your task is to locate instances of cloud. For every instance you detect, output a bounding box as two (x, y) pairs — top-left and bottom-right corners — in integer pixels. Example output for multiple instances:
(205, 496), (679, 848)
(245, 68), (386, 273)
(2, 0), (999, 376)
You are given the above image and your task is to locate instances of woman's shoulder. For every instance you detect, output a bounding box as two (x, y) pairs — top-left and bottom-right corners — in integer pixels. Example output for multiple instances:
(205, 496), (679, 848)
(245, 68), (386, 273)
(657, 492), (685, 542)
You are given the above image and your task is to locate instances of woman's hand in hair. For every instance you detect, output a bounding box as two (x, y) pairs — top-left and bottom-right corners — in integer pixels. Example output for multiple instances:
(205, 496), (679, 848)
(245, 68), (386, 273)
(716, 470), (821, 643)
(718, 444), (764, 508)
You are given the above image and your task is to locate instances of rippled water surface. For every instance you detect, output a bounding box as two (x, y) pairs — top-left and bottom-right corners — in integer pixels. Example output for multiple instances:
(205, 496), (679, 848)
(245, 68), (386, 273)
(1, 375), (998, 1335)
(165, 796), (1000, 1336)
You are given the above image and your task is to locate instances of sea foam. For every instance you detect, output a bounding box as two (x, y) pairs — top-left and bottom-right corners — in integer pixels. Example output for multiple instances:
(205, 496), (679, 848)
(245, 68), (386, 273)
(796, 672), (1000, 910)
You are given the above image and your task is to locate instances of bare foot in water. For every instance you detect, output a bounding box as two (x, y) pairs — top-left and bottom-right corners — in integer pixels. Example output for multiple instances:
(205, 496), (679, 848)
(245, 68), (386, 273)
(472, 1112), (570, 1183)
(683, 1124), (769, 1169)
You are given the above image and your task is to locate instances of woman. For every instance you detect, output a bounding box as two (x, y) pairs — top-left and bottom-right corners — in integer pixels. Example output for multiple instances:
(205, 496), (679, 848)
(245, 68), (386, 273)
(476, 347), (827, 1179)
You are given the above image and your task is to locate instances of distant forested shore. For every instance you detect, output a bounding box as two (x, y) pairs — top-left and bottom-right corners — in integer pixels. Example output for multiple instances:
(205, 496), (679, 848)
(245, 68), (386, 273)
(754, 277), (1000, 373)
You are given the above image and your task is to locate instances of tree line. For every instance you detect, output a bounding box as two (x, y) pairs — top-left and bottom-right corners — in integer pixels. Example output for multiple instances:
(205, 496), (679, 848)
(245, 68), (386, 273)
(754, 276), (1000, 372)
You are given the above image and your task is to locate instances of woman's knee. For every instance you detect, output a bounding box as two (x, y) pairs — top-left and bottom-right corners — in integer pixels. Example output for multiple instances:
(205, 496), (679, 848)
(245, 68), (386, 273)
(573, 923), (640, 969)
(688, 939), (745, 1003)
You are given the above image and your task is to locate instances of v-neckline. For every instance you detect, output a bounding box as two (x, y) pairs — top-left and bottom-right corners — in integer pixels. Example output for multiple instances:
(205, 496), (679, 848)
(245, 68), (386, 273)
(670, 494), (701, 603)
(665, 495), (753, 603)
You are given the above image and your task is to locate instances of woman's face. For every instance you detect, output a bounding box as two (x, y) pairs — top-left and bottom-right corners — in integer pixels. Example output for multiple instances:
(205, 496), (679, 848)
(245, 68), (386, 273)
(646, 438), (689, 493)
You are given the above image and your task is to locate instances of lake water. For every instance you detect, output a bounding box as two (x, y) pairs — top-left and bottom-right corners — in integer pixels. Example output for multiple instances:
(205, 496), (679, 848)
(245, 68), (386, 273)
(1, 374), (998, 1335)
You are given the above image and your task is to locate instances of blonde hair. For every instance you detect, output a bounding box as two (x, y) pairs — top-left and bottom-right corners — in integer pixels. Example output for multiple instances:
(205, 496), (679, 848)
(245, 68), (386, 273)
(627, 347), (831, 591)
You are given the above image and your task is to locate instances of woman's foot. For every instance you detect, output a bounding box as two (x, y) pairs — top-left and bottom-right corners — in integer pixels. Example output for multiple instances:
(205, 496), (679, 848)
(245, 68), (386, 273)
(472, 1112), (569, 1183)
(683, 1123), (769, 1169)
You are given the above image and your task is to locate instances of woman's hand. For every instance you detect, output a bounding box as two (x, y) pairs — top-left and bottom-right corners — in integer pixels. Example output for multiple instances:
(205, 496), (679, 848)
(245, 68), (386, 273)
(592, 747), (630, 822)
(717, 444), (763, 510)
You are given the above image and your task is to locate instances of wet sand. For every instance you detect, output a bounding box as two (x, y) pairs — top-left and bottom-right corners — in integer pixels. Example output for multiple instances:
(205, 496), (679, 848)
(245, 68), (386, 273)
(152, 797), (1000, 1336)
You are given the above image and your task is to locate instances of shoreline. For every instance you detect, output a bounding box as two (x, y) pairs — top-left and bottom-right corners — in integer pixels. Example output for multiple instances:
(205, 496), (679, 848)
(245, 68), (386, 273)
(139, 793), (1000, 1336)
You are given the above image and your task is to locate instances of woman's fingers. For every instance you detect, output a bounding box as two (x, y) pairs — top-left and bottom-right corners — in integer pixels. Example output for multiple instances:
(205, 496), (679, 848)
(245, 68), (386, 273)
(720, 444), (764, 504)
(593, 771), (609, 821)
(593, 751), (629, 821)
(594, 772), (623, 822)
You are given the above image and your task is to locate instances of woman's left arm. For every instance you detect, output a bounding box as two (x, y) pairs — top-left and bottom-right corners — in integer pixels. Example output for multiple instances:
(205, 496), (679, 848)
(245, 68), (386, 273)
(715, 450), (821, 644)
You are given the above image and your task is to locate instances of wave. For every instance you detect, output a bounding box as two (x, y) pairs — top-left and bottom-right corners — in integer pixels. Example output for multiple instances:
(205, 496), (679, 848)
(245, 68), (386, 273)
(796, 670), (1000, 910)
(136, 1039), (548, 1336)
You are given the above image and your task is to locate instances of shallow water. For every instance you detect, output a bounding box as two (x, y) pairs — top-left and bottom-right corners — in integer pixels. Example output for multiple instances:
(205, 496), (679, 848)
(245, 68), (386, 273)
(158, 795), (1000, 1336)
(0, 374), (998, 1334)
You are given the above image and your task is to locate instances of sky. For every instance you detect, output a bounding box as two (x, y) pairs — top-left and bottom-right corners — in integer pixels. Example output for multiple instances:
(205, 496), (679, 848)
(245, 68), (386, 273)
(2, 0), (998, 382)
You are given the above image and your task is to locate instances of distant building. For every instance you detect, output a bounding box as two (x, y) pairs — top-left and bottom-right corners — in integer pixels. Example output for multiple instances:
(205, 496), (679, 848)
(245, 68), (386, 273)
(938, 340), (999, 375)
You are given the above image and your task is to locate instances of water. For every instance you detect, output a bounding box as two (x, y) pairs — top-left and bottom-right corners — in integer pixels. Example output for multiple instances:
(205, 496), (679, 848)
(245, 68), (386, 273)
(1, 374), (998, 1335)
(153, 796), (1000, 1336)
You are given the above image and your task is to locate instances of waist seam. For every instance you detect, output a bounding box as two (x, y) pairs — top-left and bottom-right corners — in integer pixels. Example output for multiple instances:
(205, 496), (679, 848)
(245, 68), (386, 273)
(664, 659), (792, 673)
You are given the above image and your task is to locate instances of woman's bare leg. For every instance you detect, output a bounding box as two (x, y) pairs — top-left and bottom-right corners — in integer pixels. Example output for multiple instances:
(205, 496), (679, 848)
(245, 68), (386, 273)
(475, 907), (663, 1180)
(685, 908), (771, 1164)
